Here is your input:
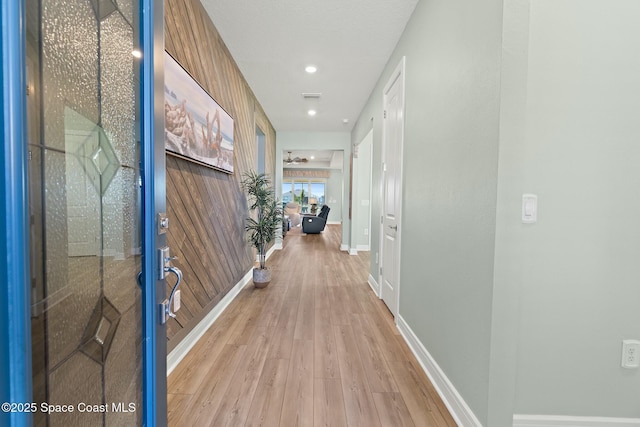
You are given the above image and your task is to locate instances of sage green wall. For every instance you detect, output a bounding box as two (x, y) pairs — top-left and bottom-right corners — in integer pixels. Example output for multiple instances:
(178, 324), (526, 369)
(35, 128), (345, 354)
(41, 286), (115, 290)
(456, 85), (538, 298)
(326, 169), (343, 224)
(506, 0), (640, 417)
(354, 0), (640, 422)
(352, 0), (504, 423)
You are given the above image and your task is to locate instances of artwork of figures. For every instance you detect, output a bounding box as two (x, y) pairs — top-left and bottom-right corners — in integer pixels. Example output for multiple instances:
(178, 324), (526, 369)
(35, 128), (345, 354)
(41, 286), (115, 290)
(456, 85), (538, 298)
(164, 51), (234, 173)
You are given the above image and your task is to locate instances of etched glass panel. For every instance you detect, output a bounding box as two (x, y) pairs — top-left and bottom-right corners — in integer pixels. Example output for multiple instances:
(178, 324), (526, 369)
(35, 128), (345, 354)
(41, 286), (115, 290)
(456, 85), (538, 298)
(28, 0), (142, 425)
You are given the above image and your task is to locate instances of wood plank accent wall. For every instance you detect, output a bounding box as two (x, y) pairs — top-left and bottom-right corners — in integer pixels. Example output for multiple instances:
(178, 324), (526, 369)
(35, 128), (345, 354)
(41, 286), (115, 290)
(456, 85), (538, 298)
(165, 0), (276, 351)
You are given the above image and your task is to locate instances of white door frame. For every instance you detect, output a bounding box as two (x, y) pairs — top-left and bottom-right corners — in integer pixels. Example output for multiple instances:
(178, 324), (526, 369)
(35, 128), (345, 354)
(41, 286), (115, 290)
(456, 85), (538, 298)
(350, 128), (373, 255)
(362, 129), (373, 251)
(378, 57), (406, 318)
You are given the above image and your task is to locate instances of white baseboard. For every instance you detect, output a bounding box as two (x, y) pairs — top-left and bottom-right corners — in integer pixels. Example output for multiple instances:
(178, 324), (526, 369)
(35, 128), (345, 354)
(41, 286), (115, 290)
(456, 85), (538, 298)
(396, 315), (482, 427)
(340, 244), (349, 251)
(367, 274), (379, 297)
(327, 221), (342, 225)
(167, 246), (279, 376)
(356, 244), (370, 251)
(513, 415), (640, 427)
(349, 248), (358, 256)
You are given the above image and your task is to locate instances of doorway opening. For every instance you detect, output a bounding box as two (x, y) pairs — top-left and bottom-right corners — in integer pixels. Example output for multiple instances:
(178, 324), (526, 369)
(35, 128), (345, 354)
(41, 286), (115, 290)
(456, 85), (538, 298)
(350, 129), (373, 255)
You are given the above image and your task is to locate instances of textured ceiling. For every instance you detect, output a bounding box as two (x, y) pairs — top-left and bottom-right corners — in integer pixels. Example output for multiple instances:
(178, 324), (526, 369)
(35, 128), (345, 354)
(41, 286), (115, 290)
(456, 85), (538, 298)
(199, 0), (419, 132)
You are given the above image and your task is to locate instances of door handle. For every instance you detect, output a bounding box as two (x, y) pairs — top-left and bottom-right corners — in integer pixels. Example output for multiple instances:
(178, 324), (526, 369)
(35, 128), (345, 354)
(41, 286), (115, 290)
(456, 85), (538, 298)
(158, 246), (183, 324)
(388, 224), (398, 231)
(160, 265), (183, 324)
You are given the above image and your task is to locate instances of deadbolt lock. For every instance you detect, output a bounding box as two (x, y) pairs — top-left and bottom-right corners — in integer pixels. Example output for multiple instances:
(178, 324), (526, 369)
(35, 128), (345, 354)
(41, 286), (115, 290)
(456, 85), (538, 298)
(157, 213), (169, 235)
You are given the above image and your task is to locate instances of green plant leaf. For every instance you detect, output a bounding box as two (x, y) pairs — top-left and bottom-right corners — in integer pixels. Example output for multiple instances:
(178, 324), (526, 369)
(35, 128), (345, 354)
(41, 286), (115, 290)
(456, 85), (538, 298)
(242, 171), (282, 269)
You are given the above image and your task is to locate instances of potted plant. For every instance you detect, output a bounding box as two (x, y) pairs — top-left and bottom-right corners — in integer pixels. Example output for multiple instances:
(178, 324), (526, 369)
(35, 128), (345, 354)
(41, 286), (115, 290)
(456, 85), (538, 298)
(242, 171), (282, 288)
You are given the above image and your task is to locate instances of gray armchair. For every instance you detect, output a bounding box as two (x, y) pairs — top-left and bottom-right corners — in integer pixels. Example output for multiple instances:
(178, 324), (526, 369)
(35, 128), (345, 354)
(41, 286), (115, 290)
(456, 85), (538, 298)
(302, 205), (330, 234)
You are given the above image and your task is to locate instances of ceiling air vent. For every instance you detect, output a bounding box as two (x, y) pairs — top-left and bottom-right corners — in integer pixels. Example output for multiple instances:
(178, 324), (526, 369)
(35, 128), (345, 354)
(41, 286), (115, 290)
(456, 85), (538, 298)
(302, 93), (322, 99)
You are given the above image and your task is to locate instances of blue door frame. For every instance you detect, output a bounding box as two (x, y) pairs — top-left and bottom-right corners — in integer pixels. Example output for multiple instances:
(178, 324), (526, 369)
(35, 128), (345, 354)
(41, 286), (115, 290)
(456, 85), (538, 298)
(141, 0), (168, 425)
(0, 0), (32, 425)
(0, 0), (167, 425)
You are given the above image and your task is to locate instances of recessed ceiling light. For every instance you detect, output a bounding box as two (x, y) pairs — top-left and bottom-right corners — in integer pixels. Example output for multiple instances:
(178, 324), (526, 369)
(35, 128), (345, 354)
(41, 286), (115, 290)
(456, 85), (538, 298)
(343, 118), (349, 124)
(310, 155), (315, 160)
(305, 65), (317, 74)
(308, 110), (317, 116)
(132, 49), (142, 58)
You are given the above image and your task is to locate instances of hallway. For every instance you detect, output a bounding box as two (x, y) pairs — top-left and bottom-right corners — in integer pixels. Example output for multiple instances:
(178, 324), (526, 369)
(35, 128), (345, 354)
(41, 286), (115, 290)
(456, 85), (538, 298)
(167, 225), (456, 426)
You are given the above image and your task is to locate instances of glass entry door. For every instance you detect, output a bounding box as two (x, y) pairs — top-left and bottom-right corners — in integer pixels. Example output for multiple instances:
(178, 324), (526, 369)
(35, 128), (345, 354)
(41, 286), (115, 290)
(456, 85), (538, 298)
(26, 0), (147, 424)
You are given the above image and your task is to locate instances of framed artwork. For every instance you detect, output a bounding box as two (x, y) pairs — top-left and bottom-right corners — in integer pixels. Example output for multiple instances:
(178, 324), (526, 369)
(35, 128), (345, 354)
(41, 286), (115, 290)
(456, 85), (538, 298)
(164, 51), (234, 173)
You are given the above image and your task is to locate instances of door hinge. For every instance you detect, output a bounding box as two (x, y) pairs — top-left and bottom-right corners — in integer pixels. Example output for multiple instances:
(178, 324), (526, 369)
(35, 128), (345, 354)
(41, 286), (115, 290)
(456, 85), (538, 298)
(384, 110), (387, 119)
(28, 150), (32, 161)
(380, 267), (383, 276)
(381, 216), (384, 224)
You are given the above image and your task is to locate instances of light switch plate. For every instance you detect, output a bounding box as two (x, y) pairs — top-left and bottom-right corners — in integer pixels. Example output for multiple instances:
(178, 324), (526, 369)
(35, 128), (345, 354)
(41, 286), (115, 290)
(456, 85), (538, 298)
(522, 194), (538, 224)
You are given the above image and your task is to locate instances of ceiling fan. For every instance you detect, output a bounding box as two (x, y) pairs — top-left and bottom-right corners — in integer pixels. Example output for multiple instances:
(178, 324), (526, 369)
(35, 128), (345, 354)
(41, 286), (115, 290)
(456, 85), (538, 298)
(284, 151), (308, 165)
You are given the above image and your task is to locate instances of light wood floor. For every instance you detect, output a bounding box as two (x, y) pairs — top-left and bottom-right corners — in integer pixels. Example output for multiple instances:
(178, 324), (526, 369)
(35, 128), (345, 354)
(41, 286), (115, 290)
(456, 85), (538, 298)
(167, 225), (457, 427)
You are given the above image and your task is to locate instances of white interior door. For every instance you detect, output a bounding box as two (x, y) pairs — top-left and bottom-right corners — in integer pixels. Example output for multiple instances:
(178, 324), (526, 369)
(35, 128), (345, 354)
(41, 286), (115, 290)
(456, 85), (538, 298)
(380, 58), (405, 317)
